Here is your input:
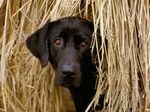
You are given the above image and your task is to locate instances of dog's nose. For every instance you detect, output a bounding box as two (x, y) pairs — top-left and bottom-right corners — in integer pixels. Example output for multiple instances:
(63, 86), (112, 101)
(62, 65), (75, 78)
(63, 71), (75, 78)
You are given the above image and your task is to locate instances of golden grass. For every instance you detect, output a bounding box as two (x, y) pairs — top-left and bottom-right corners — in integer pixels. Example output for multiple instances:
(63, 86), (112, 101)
(0, 0), (150, 112)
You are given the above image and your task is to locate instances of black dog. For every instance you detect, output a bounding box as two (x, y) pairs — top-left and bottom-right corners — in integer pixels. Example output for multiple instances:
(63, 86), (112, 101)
(26, 17), (103, 112)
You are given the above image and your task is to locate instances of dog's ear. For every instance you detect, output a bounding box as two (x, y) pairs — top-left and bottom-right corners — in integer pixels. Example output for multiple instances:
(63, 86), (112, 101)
(26, 22), (50, 67)
(86, 21), (94, 32)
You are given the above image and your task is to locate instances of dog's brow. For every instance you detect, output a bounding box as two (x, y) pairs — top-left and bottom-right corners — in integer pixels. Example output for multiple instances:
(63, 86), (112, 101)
(75, 35), (86, 40)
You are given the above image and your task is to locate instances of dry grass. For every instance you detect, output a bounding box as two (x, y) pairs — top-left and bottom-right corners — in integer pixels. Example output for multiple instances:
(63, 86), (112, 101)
(0, 0), (150, 112)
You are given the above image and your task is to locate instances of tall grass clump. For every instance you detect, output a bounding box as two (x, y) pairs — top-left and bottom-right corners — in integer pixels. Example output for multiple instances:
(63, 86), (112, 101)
(0, 0), (150, 112)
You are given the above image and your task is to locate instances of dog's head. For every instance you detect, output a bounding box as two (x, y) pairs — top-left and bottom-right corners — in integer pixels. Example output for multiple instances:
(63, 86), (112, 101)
(26, 17), (94, 88)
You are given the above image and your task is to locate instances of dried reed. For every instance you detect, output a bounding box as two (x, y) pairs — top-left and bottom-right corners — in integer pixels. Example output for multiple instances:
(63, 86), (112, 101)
(0, 0), (150, 112)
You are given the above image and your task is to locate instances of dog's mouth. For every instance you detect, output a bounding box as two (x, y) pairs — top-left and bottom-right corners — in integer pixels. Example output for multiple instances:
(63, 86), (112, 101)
(54, 73), (81, 88)
(62, 77), (74, 87)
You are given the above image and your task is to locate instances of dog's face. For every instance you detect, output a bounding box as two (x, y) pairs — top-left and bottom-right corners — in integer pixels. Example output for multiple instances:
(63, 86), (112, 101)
(26, 17), (94, 88)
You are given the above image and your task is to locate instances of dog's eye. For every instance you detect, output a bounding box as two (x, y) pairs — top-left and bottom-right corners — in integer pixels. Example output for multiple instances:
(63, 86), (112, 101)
(80, 41), (87, 48)
(54, 38), (63, 46)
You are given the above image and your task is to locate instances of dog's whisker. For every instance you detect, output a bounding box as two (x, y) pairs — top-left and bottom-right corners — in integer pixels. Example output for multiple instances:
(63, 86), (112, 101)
(63, 74), (67, 77)
(71, 75), (75, 78)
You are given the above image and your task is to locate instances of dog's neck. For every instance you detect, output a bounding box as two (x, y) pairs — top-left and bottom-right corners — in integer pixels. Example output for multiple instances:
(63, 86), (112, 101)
(69, 56), (97, 112)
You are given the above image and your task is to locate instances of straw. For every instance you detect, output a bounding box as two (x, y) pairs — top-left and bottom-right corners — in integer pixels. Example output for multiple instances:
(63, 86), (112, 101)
(0, 0), (150, 111)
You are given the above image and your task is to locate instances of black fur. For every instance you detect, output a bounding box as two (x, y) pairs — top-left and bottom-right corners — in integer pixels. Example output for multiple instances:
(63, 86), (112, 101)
(26, 17), (103, 112)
